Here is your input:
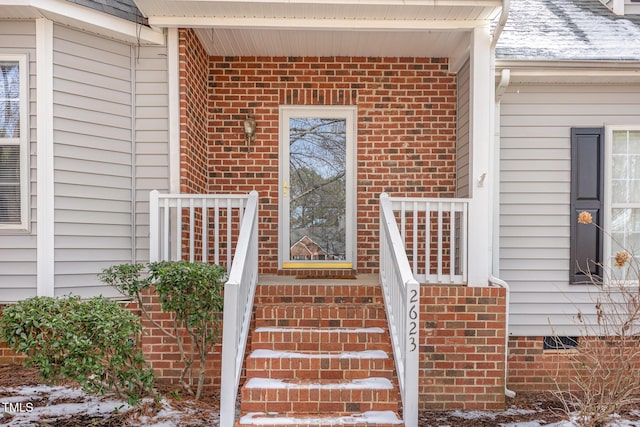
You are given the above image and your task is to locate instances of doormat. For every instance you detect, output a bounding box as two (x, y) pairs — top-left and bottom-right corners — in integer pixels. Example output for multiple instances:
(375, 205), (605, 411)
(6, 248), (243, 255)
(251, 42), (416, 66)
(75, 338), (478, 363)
(295, 274), (357, 280)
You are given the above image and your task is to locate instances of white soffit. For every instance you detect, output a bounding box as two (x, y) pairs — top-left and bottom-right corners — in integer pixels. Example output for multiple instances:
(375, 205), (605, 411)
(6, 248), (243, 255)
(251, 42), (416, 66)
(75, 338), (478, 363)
(134, 0), (501, 57)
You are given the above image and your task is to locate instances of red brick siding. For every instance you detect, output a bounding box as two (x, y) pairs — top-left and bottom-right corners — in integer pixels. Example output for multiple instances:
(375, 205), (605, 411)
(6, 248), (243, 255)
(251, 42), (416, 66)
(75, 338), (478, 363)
(506, 336), (640, 393)
(0, 341), (23, 365)
(507, 336), (569, 392)
(138, 288), (223, 388)
(180, 29), (209, 195)
(178, 39), (458, 274)
(421, 286), (507, 411)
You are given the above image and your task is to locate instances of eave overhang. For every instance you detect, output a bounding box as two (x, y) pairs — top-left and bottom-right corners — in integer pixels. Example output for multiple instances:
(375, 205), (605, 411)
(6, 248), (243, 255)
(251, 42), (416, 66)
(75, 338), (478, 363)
(0, 0), (165, 45)
(133, 0), (502, 61)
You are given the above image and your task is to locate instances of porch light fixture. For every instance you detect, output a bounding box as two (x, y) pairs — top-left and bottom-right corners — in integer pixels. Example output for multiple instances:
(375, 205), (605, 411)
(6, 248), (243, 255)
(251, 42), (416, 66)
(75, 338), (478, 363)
(243, 115), (256, 145)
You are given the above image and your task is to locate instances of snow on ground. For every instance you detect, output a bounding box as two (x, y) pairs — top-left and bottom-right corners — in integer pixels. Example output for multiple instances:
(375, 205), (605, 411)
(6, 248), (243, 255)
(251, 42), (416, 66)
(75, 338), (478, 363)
(0, 384), (219, 426)
(2, 383), (640, 426)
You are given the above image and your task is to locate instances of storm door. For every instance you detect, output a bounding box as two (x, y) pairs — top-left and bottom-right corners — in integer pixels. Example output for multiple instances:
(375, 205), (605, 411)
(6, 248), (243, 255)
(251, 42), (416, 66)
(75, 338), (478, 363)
(279, 106), (356, 270)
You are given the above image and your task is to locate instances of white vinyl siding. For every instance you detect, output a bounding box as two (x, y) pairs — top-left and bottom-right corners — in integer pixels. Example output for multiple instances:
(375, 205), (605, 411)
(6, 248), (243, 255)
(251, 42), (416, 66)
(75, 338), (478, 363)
(456, 59), (470, 198)
(52, 25), (134, 298)
(134, 45), (170, 263)
(500, 83), (640, 336)
(0, 21), (37, 303)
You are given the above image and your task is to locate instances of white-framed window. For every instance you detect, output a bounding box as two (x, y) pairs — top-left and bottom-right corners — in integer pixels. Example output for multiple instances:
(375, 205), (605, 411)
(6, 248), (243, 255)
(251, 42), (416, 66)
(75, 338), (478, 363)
(604, 126), (640, 284)
(0, 55), (29, 230)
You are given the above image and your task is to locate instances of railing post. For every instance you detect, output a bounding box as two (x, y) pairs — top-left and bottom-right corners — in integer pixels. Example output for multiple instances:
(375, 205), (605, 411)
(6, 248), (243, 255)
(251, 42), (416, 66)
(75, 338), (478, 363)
(404, 278), (420, 427)
(219, 280), (239, 427)
(149, 190), (159, 262)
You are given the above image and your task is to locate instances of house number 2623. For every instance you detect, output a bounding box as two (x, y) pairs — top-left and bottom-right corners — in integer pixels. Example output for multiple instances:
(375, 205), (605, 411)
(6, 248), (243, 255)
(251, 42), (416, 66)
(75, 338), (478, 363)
(408, 289), (418, 352)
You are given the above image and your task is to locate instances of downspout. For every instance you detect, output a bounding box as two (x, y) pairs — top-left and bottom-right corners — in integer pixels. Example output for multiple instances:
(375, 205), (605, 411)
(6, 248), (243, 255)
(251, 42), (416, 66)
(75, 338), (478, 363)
(489, 274), (516, 399)
(490, 0), (514, 398)
(492, 68), (515, 400)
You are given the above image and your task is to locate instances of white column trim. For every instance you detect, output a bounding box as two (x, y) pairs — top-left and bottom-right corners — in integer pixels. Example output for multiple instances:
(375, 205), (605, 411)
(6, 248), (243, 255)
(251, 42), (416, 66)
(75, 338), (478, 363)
(36, 18), (55, 297)
(467, 25), (492, 287)
(167, 28), (180, 193)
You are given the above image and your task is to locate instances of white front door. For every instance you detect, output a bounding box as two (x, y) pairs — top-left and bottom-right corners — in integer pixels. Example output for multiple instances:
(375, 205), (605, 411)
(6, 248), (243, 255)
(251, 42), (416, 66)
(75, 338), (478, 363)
(279, 106), (357, 270)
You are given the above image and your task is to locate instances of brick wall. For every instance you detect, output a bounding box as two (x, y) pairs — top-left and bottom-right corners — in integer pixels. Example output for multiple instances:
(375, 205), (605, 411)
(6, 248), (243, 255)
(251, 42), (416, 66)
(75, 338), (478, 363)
(420, 286), (507, 411)
(138, 288), (224, 389)
(180, 29), (209, 195)
(0, 341), (23, 365)
(507, 336), (573, 392)
(176, 28), (458, 274)
(506, 336), (640, 393)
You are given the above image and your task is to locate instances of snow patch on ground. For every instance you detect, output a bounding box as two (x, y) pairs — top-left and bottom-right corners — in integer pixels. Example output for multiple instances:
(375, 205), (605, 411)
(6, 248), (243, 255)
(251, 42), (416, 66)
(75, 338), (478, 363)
(1, 384), (131, 426)
(0, 384), (219, 427)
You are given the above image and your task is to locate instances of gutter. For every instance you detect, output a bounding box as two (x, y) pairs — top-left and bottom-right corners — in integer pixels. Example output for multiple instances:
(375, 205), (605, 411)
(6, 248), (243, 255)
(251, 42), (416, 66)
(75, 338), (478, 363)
(490, 0), (511, 51)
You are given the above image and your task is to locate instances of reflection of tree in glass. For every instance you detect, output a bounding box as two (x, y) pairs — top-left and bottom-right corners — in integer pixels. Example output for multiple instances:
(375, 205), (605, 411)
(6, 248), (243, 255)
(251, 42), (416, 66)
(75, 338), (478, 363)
(0, 62), (21, 224)
(0, 63), (20, 138)
(289, 118), (347, 259)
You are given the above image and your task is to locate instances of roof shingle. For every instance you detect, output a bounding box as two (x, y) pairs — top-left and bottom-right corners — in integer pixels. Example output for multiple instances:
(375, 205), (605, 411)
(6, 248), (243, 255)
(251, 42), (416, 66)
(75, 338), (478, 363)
(66, 0), (146, 24)
(496, 0), (640, 61)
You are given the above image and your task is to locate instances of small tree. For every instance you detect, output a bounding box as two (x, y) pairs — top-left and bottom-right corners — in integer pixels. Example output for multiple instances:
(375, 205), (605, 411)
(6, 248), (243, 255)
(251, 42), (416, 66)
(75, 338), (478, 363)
(552, 211), (640, 426)
(99, 261), (226, 400)
(0, 296), (155, 405)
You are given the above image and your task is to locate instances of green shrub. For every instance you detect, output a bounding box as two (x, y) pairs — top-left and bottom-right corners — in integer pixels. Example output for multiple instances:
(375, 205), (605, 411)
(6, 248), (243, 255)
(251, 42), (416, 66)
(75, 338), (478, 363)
(0, 296), (155, 405)
(100, 261), (226, 400)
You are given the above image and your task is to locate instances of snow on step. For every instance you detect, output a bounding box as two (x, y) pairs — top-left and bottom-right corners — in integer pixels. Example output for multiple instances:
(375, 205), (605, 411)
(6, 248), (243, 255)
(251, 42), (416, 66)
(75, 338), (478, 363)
(249, 349), (388, 359)
(245, 377), (394, 390)
(254, 327), (385, 334)
(239, 410), (403, 425)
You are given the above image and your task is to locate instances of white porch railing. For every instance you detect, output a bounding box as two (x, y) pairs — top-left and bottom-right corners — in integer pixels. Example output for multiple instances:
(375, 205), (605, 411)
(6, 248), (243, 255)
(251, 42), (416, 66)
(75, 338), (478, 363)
(148, 190), (260, 427)
(219, 191), (259, 427)
(388, 195), (469, 285)
(379, 193), (470, 427)
(149, 190), (254, 266)
(379, 193), (420, 427)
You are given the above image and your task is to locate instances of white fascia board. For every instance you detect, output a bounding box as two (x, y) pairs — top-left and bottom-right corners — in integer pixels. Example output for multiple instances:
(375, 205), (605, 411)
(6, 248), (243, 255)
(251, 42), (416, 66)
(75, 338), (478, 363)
(148, 15), (487, 31)
(495, 61), (640, 84)
(496, 60), (640, 75)
(8, 0), (164, 45)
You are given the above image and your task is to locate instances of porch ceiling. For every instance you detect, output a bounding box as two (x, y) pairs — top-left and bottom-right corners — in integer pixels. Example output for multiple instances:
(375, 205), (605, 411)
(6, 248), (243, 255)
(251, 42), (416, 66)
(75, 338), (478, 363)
(133, 0), (502, 60)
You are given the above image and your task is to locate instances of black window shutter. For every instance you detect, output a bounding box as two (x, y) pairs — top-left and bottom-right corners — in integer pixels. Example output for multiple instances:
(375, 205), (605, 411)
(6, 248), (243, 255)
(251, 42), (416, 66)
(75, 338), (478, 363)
(570, 127), (604, 284)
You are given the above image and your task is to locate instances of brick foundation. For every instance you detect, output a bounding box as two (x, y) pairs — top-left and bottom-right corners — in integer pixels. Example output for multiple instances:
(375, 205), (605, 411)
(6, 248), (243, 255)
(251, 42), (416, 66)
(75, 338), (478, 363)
(137, 288), (224, 389)
(420, 285), (507, 411)
(506, 336), (576, 392)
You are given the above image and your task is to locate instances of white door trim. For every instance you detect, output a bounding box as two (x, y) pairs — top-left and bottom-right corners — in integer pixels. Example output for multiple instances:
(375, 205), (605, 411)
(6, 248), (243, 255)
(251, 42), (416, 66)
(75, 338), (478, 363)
(278, 105), (357, 270)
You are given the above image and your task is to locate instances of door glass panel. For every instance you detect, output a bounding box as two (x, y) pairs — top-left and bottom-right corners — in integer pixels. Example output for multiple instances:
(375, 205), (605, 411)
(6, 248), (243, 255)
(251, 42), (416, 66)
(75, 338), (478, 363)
(289, 117), (346, 261)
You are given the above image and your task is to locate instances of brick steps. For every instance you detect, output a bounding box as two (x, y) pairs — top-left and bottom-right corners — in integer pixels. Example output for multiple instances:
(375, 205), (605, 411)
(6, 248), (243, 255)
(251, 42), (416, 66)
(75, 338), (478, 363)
(236, 283), (402, 426)
(241, 377), (398, 413)
(250, 327), (392, 353)
(245, 348), (395, 380)
(255, 304), (388, 329)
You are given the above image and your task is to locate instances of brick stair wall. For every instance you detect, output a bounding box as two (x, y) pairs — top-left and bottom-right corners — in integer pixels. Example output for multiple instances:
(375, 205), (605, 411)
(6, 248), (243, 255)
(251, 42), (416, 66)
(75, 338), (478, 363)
(237, 283), (403, 426)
